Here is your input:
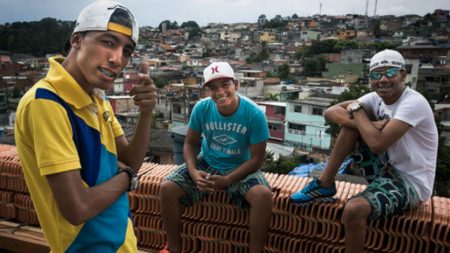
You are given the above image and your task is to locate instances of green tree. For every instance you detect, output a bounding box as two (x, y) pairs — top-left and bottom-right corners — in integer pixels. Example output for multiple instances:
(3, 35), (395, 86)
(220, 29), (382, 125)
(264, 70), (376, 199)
(266, 71), (278, 78)
(258, 41), (270, 61)
(303, 55), (327, 77)
(264, 93), (279, 101)
(258, 14), (268, 27)
(180, 21), (199, 29)
(245, 42), (270, 64)
(360, 41), (400, 52)
(12, 86), (22, 98)
(245, 53), (258, 64)
(337, 40), (359, 51)
(264, 15), (287, 29)
(435, 125), (450, 197)
(277, 63), (290, 80)
(180, 21), (202, 40)
(158, 20), (179, 31)
(372, 19), (382, 37)
(309, 39), (340, 55)
(296, 39), (340, 59)
(418, 89), (450, 197)
(187, 27), (202, 40)
(7, 35), (15, 53)
(295, 47), (308, 59)
(0, 19), (73, 56)
(262, 152), (314, 175)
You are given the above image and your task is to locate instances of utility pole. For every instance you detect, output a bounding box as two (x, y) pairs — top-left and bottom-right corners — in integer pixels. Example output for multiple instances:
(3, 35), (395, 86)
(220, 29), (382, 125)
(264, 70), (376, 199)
(365, 0), (369, 16)
(320, 3), (322, 16)
(374, 0), (378, 16)
(365, 0), (370, 28)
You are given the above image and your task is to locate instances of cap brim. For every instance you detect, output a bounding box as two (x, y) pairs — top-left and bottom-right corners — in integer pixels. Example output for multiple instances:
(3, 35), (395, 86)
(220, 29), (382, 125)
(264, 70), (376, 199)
(370, 64), (404, 72)
(203, 76), (235, 87)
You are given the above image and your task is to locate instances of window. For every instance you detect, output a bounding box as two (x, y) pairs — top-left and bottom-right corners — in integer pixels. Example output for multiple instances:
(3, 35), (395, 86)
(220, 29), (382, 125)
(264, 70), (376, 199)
(316, 130), (324, 138)
(268, 123), (280, 130)
(288, 123), (305, 135)
(275, 107), (286, 115)
(173, 105), (182, 114)
(288, 123), (305, 130)
(312, 107), (323, 115)
(294, 105), (302, 113)
(241, 80), (256, 87)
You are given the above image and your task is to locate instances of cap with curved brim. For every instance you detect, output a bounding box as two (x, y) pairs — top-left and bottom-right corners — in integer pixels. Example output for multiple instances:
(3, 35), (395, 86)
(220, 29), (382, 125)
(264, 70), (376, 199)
(203, 62), (235, 87)
(369, 49), (405, 72)
(72, 0), (138, 45)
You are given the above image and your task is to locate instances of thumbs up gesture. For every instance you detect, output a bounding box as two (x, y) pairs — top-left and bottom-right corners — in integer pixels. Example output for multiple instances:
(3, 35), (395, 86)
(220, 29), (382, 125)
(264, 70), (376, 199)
(129, 60), (157, 113)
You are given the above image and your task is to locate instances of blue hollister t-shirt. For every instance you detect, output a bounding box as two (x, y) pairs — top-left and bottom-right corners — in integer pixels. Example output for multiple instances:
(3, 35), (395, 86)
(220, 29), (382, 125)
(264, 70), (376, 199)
(189, 94), (270, 171)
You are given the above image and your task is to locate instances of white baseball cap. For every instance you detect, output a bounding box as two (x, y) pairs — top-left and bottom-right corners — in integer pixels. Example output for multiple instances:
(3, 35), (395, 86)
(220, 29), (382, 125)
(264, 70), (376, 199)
(369, 49), (405, 72)
(202, 62), (235, 87)
(73, 0), (139, 45)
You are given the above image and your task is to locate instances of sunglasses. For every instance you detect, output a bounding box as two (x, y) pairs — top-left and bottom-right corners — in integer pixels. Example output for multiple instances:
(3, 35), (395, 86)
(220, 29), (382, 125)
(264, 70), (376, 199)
(369, 67), (401, 80)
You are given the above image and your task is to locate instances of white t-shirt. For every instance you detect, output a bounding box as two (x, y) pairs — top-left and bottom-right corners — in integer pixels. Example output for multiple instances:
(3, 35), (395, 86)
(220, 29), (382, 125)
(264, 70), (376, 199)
(359, 87), (438, 201)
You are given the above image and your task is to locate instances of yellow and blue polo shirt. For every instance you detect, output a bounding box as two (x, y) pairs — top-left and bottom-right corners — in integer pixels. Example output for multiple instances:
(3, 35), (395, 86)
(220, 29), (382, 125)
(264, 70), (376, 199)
(14, 56), (137, 253)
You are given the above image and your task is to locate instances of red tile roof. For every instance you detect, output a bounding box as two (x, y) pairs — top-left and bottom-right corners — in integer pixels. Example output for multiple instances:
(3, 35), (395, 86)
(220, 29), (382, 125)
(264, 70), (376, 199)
(0, 144), (448, 252)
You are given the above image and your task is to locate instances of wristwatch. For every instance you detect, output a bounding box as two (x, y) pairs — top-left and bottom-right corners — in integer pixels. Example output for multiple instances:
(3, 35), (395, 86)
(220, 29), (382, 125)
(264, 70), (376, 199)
(347, 102), (364, 119)
(118, 167), (139, 191)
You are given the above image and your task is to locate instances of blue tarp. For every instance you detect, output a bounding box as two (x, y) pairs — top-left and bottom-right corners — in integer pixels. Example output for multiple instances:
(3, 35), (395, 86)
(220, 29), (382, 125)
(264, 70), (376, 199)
(289, 156), (355, 177)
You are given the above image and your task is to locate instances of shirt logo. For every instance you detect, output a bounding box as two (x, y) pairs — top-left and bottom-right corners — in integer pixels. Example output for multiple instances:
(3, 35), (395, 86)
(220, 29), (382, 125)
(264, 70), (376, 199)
(213, 134), (237, 145)
(103, 111), (111, 122)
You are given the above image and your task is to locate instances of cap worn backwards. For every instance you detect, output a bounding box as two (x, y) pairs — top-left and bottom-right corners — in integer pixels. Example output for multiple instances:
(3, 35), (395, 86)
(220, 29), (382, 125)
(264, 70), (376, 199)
(73, 0), (139, 45)
(369, 49), (405, 72)
(203, 62), (235, 87)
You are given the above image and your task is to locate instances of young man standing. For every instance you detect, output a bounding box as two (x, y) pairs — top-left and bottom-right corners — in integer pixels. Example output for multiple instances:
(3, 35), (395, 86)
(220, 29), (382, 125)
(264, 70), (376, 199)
(15, 1), (157, 252)
(159, 62), (273, 253)
(290, 49), (438, 253)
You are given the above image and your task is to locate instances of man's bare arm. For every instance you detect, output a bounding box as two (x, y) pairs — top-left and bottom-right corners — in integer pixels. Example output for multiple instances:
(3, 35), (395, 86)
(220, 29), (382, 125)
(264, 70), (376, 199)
(216, 141), (266, 186)
(352, 109), (411, 154)
(324, 100), (358, 128)
(46, 164), (130, 225)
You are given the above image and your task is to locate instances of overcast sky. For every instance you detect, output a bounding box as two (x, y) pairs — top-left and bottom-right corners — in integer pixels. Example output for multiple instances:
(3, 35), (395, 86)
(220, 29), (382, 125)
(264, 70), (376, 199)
(1, 0), (449, 27)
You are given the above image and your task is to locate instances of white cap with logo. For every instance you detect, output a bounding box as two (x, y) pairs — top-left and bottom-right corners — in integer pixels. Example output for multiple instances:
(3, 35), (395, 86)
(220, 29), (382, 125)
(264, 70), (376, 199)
(203, 62), (235, 87)
(73, 0), (139, 45)
(369, 49), (405, 72)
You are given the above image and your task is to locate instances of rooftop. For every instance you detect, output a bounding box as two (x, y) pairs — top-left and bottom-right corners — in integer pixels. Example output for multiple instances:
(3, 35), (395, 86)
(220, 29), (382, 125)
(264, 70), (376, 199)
(0, 144), (448, 253)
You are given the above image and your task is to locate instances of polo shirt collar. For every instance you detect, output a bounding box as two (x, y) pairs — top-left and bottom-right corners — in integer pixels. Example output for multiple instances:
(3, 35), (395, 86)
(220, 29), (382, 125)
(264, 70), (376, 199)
(45, 56), (98, 109)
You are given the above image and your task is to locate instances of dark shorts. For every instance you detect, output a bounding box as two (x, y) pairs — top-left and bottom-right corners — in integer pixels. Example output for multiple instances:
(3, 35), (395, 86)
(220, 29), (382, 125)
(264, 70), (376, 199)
(350, 144), (421, 219)
(164, 156), (270, 209)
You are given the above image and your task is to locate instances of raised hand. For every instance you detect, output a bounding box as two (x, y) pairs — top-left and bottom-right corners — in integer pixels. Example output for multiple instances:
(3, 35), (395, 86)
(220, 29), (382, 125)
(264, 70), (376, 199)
(129, 60), (157, 113)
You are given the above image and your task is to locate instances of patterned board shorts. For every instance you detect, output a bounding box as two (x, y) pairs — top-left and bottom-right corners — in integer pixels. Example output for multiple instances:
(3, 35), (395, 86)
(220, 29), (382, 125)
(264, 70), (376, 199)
(164, 156), (270, 209)
(350, 144), (421, 220)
